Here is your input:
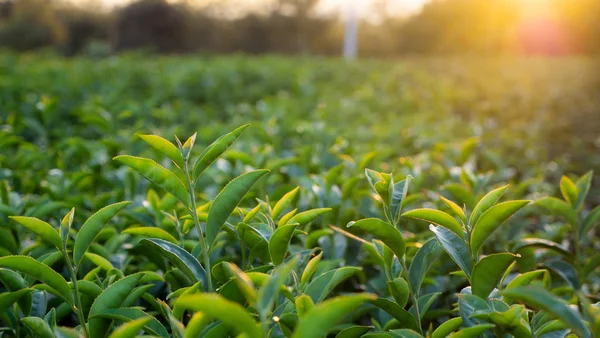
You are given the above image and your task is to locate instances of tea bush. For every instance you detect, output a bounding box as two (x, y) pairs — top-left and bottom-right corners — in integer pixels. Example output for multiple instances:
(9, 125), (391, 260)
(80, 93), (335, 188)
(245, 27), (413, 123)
(0, 54), (599, 337)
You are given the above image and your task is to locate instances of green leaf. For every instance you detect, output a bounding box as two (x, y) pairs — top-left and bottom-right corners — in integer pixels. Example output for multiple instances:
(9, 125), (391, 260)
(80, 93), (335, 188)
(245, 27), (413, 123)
(88, 273), (144, 338)
(448, 324), (495, 337)
(60, 208), (75, 243)
(580, 205), (600, 240)
(141, 239), (206, 288)
(486, 305), (532, 338)
(369, 298), (420, 332)
(543, 260), (579, 289)
(295, 294), (315, 318)
(441, 196), (466, 223)
(269, 223), (299, 265)
(408, 238), (442, 295)
(288, 208), (332, 227)
(292, 294), (377, 338)
(402, 208), (464, 239)
(123, 227), (178, 244)
(73, 201), (131, 269)
(224, 262), (257, 306)
(470, 200), (530, 255)
(91, 307), (169, 337)
(206, 169), (269, 248)
(21, 316), (55, 338)
(300, 251), (323, 289)
(388, 329), (425, 338)
(348, 218), (405, 260)
(387, 277), (410, 308)
(470, 185), (509, 226)
(582, 253), (600, 280)
(193, 124), (249, 180)
(432, 317), (463, 338)
(272, 187), (300, 220)
(114, 155), (190, 208)
(0, 288), (34, 312)
(430, 225), (472, 279)
(559, 176), (579, 207)
(304, 266), (362, 302)
(84, 252), (114, 270)
(506, 270), (548, 290)
(256, 256), (298, 319)
(184, 313), (210, 338)
(471, 253), (517, 299)
(137, 134), (184, 168)
(335, 326), (373, 338)
(512, 238), (573, 260)
(0, 269), (32, 315)
(175, 293), (261, 338)
(574, 170), (593, 210)
(0, 256), (73, 306)
(9, 216), (62, 250)
(502, 287), (591, 338)
(535, 197), (577, 227)
(108, 317), (152, 338)
(390, 176), (413, 224)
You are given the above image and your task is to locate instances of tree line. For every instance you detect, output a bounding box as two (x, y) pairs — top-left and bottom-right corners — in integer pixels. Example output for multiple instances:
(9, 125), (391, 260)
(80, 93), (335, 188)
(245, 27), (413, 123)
(0, 0), (599, 56)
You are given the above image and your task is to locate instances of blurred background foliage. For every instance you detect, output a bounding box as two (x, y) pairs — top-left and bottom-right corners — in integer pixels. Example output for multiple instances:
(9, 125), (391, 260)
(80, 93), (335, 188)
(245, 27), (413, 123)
(1, 0), (600, 56)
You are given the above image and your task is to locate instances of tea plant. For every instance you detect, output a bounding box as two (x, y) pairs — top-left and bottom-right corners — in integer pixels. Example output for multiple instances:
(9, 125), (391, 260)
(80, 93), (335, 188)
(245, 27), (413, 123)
(0, 123), (597, 338)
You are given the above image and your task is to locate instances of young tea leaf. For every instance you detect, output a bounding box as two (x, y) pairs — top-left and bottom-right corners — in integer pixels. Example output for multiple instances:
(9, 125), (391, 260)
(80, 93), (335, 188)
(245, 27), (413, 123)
(402, 209), (464, 239)
(347, 218), (405, 260)
(137, 134), (184, 168)
(193, 124), (250, 181)
(470, 200), (530, 255)
(471, 253), (517, 299)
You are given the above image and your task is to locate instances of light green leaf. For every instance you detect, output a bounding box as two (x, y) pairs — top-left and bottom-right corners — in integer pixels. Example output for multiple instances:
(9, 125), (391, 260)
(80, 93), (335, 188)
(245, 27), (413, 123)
(348, 218), (405, 260)
(470, 200), (530, 255)
(502, 287), (591, 338)
(123, 227), (178, 244)
(295, 294), (315, 318)
(469, 185), (509, 226)
(535, 197), (577, 227)
(471, 253), (517, 299)
(272, 187), (300, 220)
(408, 238), (442, 295)
(73, 201), (131, 269)
(114, 155), (190, 208)
(441, 196), (466, 223)
(506, 270), (548, 290)
(137, 134), (184, 168)
(88, 273), (144, 338)
(430, 225), (472, 278)
(193, 124), (250, 180)
(288, 208), (332, 227)
(0, 256), (73, 306)
(387, 277), (410, 308)
(432, 317), (463, 338)
(224, 262), (257, 306)
(335, 325), (373, 338)
(448, 324), (495, 337)
(402, 208), (464, 239)
(300, 251), (323, 289)
(108, 318), (152, 338)
(9, 216), (62, 250)
(292, 294), (376, 338)
(84, 252), (114, 270)
(141, 238), (206, 288)
(206, 169), (269, 248)
(175, 293), (261, 338)
(269, 223), (299, 265)
(559, 176), (579, 207)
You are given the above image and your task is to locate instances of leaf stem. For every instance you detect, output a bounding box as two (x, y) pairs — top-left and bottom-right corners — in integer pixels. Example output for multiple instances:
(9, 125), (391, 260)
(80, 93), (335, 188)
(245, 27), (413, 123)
(184, 160), (214, 292)
(63, 244), (89, 338)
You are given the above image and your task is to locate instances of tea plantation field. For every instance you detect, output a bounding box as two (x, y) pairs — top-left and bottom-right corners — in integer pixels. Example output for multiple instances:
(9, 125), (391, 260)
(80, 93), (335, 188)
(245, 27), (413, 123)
(0, 53), (599, 337)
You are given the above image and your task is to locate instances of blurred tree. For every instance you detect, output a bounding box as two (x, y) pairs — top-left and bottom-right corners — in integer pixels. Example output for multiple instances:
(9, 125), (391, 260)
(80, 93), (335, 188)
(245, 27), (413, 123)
(0, 0), (66, 51)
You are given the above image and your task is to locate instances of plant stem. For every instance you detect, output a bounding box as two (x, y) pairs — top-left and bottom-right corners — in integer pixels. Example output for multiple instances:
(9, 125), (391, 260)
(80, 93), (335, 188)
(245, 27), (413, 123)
(184, 160), (213, 292)
(63, 245), (89, 338)
(400, 259), (422, 333)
